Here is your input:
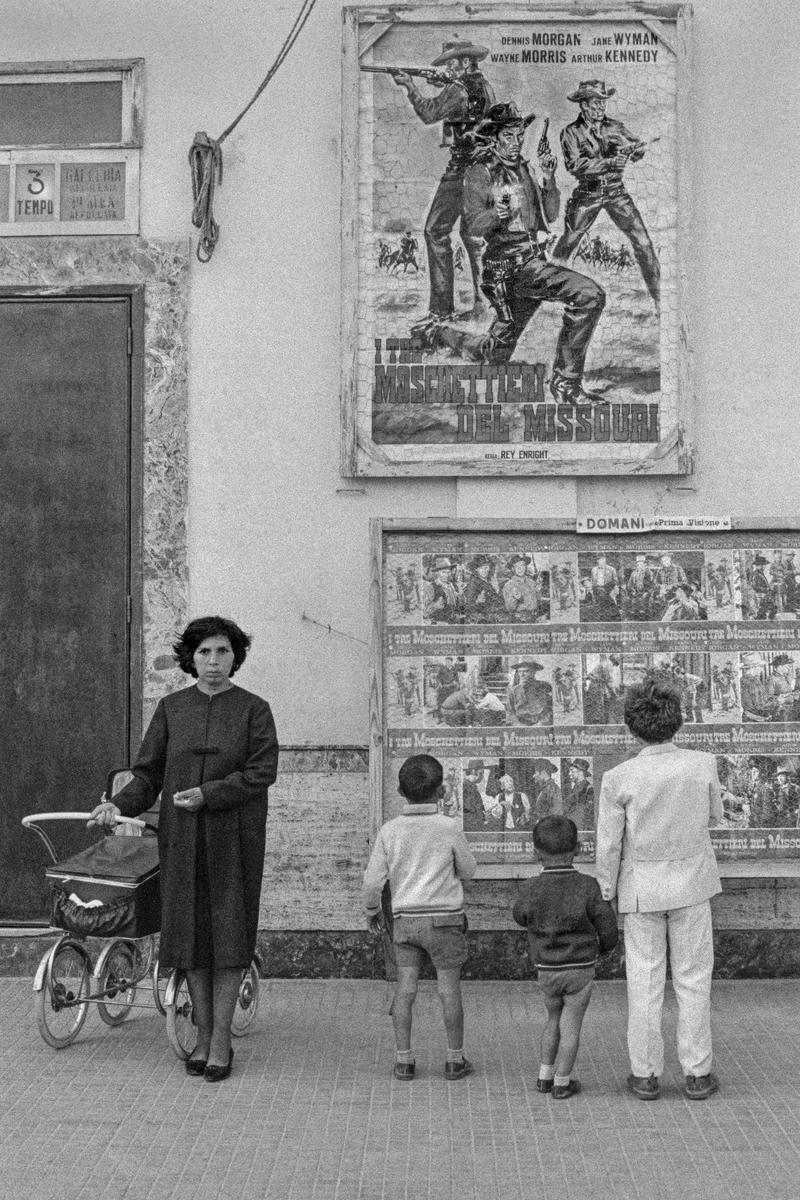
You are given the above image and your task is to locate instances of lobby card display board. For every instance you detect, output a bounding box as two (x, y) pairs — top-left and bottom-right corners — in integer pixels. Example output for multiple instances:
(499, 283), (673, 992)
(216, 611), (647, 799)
(370, 521), (800, 875)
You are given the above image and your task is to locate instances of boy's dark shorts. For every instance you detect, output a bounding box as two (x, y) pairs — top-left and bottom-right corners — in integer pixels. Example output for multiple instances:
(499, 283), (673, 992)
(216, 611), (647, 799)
(536, 965), (595, 999)
(393, 912), (468, 971)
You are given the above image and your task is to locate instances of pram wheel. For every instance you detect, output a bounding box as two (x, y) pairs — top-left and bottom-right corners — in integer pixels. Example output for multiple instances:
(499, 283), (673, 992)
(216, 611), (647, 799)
(164, 970), (197, 1060)
(151, 956), (169, 1017)
(94, 940), (137, 1025)
(231, 960), (260, 1036)
(164, 959), (261, 1058)
(35, 939), (92, 1048)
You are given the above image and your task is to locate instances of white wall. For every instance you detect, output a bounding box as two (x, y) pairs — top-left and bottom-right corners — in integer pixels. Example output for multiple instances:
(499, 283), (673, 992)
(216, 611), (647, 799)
(583, 0), (800, 522)
(5, 0), (800, 743)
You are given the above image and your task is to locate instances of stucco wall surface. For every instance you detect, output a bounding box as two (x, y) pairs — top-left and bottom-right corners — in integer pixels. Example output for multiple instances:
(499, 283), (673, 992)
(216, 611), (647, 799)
(3, 0), (798, 744)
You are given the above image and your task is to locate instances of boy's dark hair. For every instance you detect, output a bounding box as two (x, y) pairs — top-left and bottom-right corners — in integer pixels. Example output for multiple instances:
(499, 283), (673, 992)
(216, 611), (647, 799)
(624, 677), (683, 743)
(398, 754), (444, 803)
(533, 815), (578, 856)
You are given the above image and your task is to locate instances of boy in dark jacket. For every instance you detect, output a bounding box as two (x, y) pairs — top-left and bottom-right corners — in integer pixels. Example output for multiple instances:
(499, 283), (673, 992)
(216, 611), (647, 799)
(513, 815), (618, 1098)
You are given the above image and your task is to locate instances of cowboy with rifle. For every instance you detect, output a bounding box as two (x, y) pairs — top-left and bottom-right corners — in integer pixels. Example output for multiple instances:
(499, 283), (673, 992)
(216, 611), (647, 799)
(367, 40), (495, 320)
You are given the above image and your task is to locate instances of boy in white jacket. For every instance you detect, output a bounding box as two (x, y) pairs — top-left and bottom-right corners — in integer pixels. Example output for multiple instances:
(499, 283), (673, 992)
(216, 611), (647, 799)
(596, 678), (723, 1101)
(363, 754), (477, 1081)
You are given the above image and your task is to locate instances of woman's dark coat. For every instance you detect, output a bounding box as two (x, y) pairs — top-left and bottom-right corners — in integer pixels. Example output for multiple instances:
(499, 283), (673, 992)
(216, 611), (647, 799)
(115, 684), (278, 968)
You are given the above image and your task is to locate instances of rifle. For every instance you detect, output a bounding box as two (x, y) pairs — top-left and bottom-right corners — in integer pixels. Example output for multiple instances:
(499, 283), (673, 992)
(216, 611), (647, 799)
(360, 64), (451, 88)
(537, 117), (551, 158)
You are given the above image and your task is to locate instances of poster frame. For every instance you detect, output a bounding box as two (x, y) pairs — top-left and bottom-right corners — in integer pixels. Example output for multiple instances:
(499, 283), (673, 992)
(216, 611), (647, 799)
(370, 518), (800, 880)
(342, 4), (694, 477)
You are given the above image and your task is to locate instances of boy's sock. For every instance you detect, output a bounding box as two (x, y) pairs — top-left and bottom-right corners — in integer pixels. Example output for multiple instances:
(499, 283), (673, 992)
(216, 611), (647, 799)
(554, 1074), (571, 1088)
(446, 1047), (466, 1063)
(395, 1049), (415, 1064)
(539, 1064), (556, 1081)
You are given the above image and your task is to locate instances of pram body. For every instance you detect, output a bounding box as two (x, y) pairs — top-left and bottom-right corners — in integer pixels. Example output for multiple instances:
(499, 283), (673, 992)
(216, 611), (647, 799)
(46, 836), (160, 940)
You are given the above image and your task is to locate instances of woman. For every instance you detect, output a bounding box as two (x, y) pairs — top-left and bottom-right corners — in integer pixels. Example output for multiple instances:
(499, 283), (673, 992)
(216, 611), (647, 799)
(497, 773), (530, 831)
(89, 616), (278, 1082)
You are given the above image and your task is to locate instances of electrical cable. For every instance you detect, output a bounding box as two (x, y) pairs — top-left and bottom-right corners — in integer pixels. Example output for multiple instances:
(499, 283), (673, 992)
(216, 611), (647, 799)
(189, 0), (318, 262)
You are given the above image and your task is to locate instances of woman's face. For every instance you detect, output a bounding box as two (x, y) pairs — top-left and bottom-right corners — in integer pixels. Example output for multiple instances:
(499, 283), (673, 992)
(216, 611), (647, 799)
(193, 635), (235, 685)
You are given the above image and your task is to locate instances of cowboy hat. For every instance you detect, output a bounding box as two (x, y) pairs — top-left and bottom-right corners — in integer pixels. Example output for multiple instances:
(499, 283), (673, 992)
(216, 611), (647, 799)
(474, 102), (536, 141)
(567, 78), (616, 103)
(432, 39), (489, 66)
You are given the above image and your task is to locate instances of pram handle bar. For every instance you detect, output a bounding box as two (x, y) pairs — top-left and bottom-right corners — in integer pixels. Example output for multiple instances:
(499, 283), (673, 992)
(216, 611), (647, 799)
(22, 813), (146, 828)
(21, 813), (146, 864)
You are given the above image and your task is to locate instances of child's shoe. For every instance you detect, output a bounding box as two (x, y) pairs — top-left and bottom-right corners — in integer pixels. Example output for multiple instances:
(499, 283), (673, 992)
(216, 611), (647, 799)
(393, 1061), (415, 1081)
(536, 1078), (554, 1093)
(627, 1073), (660, 1100)
(684, 1073), (718, 1100)
(444, 1057), (473, 1081)
(552, 1078), (581, 1099)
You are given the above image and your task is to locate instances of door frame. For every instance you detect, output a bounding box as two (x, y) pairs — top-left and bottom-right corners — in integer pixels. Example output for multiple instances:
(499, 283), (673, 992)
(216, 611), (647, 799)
(0, 283), (145, 755)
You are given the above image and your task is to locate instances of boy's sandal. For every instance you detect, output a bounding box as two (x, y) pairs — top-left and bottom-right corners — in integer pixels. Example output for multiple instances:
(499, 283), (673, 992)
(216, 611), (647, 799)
(552, 1079), (581, 1099)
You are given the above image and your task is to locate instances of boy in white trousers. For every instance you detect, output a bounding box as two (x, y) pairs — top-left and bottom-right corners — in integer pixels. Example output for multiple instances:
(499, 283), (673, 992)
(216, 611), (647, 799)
(596, 678), (723, 1101)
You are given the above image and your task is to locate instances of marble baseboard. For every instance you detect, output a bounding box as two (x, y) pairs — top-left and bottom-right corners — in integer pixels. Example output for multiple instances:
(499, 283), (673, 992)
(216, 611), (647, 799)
(278, 747), (369, 773)
(253, 929), (800, 981)
(255, 931), (386, 979)
(4, 928), (799, 979)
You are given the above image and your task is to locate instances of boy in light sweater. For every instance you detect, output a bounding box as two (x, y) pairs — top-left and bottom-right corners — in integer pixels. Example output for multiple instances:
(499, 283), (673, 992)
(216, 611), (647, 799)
(363, 754), (477, 1081)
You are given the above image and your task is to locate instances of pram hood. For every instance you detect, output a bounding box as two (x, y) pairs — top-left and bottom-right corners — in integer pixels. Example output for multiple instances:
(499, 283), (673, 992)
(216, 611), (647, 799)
(47, 836), (158, 887)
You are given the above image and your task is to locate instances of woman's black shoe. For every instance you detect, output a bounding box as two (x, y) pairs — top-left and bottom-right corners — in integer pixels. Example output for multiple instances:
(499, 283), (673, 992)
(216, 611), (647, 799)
(185, 1056), (207, 1076)
(204, 1048), (234, 1082)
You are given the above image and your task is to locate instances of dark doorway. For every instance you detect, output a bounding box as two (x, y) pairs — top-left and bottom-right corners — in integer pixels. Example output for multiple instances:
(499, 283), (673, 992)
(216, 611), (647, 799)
(0, 292), (141, 922)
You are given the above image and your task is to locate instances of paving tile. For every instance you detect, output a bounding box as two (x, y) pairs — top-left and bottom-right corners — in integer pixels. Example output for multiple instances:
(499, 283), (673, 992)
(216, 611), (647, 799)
(2, 977), (800, 1199)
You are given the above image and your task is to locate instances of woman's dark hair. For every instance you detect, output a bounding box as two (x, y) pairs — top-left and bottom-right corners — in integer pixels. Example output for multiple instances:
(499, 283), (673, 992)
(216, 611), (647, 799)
(533, 815), (578, 856)
(398, 754), (444, 803)
(624, 677), (683, 743)
(173, 616), (251, 677)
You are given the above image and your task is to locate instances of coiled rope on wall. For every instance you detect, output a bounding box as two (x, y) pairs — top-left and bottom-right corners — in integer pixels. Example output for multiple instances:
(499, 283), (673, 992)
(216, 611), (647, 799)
(189, 0), (318, 263)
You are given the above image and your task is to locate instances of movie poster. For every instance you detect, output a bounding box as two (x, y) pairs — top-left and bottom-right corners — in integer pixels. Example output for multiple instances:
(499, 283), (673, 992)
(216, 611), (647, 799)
(342, 5), (691, 476)
(373, 527), (800, 870)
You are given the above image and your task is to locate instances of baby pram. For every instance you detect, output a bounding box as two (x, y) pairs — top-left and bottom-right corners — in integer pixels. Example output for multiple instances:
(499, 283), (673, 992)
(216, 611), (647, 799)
(23, 772), (261, 1053)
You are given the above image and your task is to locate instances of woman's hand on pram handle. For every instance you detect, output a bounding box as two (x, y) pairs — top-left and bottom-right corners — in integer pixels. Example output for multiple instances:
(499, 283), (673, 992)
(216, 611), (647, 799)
(87, 798), (122, 828)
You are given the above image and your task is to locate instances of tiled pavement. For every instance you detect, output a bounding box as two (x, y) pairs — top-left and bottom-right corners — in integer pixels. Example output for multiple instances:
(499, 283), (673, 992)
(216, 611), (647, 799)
(2, 975), (800, 1200)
